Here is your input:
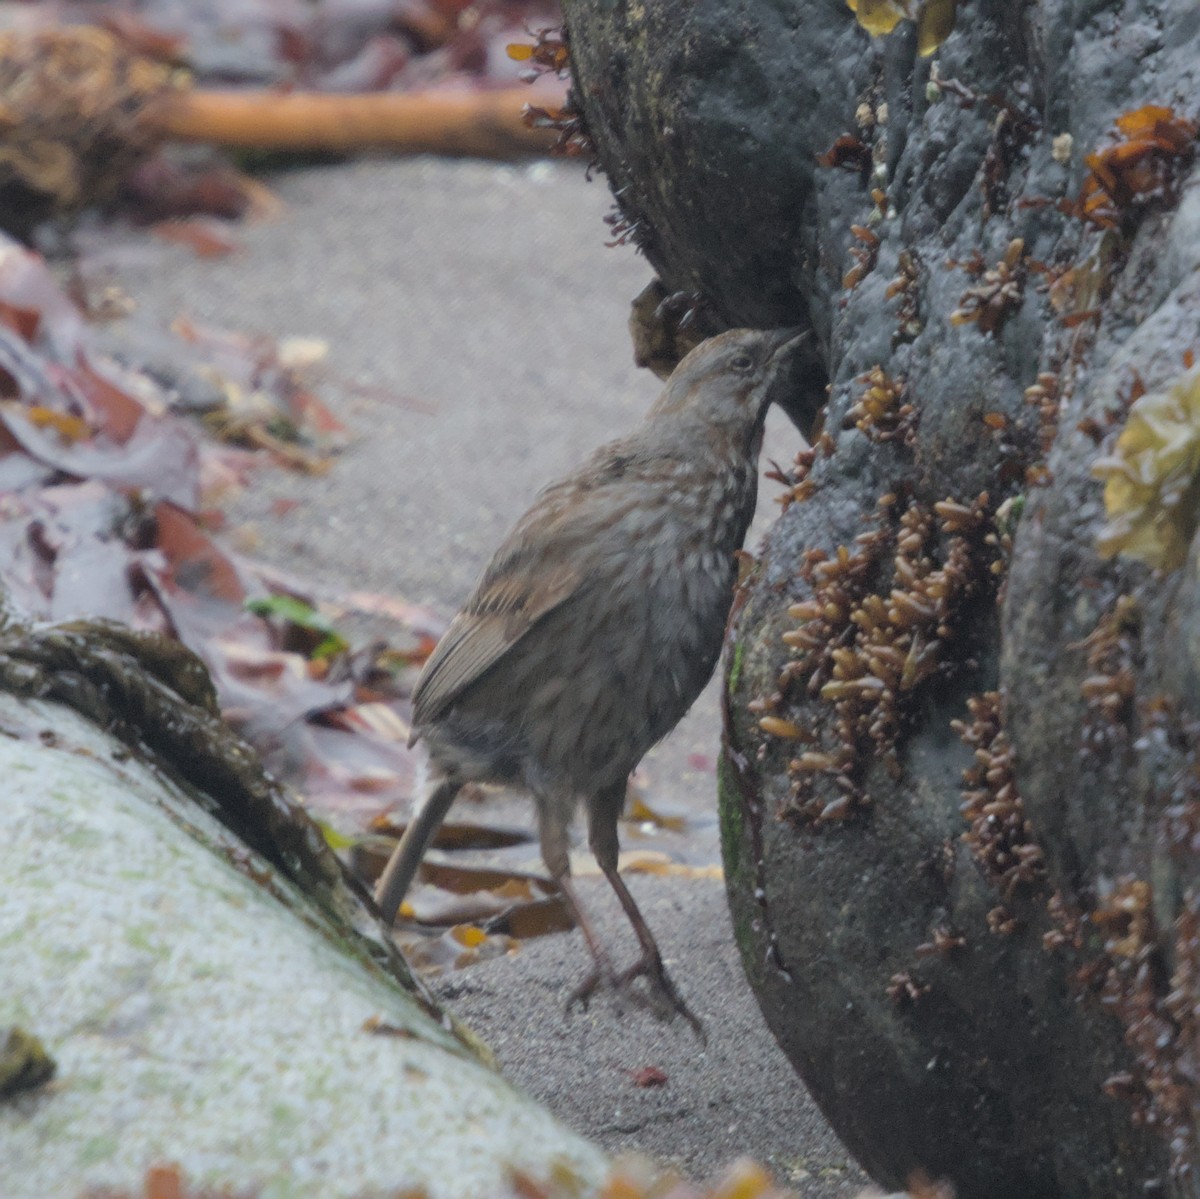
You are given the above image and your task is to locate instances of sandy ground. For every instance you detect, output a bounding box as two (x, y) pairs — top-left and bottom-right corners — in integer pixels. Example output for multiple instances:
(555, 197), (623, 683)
(96, 155), (868, 1196)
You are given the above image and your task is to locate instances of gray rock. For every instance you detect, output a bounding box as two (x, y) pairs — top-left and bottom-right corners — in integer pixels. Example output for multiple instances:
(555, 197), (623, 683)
(0, 651), (606, 1198)
(563, 0), (1200, 1193)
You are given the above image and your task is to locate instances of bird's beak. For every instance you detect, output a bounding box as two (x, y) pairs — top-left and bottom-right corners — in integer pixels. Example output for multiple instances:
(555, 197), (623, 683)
(765, 327), (810, 363)
(763, 327), (822, 439)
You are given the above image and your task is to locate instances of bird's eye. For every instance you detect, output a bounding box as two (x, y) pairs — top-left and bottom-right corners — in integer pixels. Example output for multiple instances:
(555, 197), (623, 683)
(730, 353), (754, 373)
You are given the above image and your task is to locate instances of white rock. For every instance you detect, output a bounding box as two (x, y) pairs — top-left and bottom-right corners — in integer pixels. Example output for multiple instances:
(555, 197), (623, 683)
(0, 692), (607, 1199)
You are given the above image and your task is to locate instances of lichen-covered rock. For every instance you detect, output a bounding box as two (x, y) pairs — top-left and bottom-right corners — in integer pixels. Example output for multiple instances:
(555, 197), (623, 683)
(563, 0), (1200, 1195)
(0, 634), (607, 1199)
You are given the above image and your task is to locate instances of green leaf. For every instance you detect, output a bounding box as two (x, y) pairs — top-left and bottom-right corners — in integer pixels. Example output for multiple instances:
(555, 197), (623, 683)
(245, 594), (350, 658)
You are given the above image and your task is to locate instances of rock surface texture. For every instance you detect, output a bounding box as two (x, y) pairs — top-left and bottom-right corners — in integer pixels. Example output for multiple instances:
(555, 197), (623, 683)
(0, 626), (606, 1199)
(562, 1), (1200, 1195)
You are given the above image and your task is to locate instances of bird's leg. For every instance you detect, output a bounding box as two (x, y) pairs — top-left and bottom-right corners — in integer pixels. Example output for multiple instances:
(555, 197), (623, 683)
(555, 876), (622, 1012)
(588, 780), (705, 1039)
(535, 792), (622, 1011)
(604, 865), (705, 1040)
(374, 775), (462, 926)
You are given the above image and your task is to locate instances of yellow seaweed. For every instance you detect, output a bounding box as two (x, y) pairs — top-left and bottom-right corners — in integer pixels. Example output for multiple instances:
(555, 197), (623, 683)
(916, 0), (958, 55)
(846, 0), (908, 37)
(1094, 367), (1200, 571)
(846, 0), (958, 54)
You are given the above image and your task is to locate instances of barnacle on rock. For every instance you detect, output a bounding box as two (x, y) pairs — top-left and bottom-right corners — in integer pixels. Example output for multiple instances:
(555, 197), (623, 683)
(915, 926), (967, 957)
(886, 249), (922, 344)
(949, 239), (1027, 335)
(1090, 878), (1197, 1175)
(951, 691), (1044, 914)
(770, 493), (1002, 822)
(1076, 596), (1141, 751)
(770, 444), (820, 511)
(1044, 889), (1084, 952)
(1023, 373), (1060, 447)
(986, 495), (1021, 589)
(844, 368), (916, 445)
(887, 971), (930, 1004)
(1023, 371), (1062, 485)
(988, 906), (1020, 935)
(843, 222), (880, 290)
(1093, 368), (1200, 571)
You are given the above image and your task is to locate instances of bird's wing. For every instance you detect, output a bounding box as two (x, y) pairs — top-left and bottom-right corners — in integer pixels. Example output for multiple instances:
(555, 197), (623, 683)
(410, 548), (581, 728)
(410, 454), (644, 729)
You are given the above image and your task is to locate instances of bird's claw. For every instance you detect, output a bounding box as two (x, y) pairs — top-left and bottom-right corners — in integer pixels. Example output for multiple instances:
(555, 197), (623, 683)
(566, 967), (599, 1012)
(565, 957), (623, 1015)
(618, 951), (706, 1042)
(566, 951), (705, 1041)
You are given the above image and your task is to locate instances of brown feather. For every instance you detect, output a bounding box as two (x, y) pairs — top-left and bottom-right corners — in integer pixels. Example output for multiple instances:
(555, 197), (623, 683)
(409, 439), (670, 734)
(410, 557), (579, 731)
(408, 434), (676, 729)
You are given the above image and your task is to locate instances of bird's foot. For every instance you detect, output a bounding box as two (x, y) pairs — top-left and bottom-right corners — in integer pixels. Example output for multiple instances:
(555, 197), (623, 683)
(557, 870), (704, 1037)
(617, 951), (706, 1042)
(565, 956), (623, 1015)
(566, 954), (704, 1040)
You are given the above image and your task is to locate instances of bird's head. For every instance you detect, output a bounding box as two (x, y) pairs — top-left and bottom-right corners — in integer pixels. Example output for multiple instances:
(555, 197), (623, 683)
(648, 327), (808, 443)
